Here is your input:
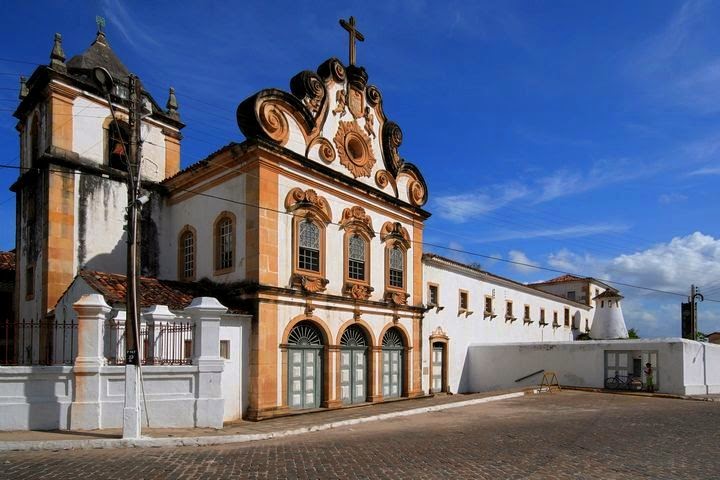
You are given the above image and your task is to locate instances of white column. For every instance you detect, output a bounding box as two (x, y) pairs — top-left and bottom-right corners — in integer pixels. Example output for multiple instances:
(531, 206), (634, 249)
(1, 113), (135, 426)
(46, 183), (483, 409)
(186, 297), (227, 428)
(71, 294), (111, 430)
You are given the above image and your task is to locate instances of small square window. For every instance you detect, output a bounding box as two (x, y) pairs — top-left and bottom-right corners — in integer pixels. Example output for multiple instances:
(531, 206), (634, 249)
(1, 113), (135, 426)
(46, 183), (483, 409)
(567, 291), (576, 301)
(459, 291), (468, 310)
(428, 284), (439, 306)
(220, 340), (230, 360)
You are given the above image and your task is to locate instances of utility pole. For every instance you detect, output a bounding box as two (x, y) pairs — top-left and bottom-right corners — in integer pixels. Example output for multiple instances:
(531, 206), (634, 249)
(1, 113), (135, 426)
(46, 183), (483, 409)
(123, 73), (143, 439)
(92, 57), (145, 438)
(691, 285), (704, 341)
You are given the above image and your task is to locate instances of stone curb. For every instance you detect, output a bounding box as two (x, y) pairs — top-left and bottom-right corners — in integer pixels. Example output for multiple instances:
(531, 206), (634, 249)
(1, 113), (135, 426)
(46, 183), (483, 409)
(0, 391), (525, 452)
(560, 386), (718, 401)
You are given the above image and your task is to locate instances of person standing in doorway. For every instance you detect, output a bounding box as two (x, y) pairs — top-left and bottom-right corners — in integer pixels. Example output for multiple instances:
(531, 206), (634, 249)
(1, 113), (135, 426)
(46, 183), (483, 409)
(644, 362), (654, 393)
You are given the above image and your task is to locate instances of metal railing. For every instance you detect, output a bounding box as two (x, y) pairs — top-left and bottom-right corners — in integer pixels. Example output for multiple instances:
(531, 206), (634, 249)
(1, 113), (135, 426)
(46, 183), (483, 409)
(0, 318), (77, 366)
(106, 320), (195, 366)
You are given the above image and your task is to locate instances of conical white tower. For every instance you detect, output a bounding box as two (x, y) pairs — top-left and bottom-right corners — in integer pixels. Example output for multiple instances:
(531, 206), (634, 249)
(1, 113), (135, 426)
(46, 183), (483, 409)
(590, 290), (629, 339)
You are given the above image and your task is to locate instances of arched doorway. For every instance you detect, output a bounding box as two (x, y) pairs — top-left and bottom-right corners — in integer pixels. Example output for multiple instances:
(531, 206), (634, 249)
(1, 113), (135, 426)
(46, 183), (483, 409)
(382, 328), (405, 398)
(340, 324), (368, 405)
(287, 322), (323, 409)
(431, 342), (445, 393)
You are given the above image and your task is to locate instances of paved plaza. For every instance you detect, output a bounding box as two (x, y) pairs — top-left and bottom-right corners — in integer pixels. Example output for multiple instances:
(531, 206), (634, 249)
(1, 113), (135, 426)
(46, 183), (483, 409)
(1, 391), (718, 479)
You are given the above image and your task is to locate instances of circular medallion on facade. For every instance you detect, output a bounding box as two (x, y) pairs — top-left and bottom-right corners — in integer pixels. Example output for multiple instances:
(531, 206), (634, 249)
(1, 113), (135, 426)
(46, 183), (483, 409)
(334, 120), (376, 178)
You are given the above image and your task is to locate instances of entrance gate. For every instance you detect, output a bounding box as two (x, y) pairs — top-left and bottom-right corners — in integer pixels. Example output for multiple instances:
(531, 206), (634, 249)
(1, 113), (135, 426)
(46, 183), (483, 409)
(340, 325), (368, 405)
(382, 328), (404, 398)
(287, 323), (323, 409)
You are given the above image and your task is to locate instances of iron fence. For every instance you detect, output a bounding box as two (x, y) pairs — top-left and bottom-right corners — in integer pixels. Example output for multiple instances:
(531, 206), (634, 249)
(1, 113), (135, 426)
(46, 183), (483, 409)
(0, 318), (77, 366)
(106, 320), (195, 366)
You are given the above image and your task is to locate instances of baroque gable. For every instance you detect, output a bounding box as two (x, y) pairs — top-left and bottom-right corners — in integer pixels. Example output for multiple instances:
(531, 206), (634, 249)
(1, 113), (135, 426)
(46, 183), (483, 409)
(236, 58), (428, 208)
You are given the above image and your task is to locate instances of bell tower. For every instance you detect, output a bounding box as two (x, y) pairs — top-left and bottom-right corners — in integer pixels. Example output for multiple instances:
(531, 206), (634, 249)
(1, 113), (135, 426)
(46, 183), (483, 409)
(11, 29), (184, 323)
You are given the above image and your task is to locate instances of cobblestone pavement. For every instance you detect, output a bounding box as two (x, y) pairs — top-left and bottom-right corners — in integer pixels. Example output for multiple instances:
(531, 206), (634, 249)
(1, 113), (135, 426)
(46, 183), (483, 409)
(1, 391), (718, 479)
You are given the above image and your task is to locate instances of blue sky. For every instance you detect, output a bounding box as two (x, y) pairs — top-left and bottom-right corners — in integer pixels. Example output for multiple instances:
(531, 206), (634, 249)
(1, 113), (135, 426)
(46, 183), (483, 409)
(1, 0), (719, 337)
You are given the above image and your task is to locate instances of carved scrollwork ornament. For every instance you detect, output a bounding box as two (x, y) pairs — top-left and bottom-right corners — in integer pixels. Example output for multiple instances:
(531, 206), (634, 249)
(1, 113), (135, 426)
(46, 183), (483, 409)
(339, 206), (374, 234)
(307, 137), (336, 164)
(380, 221), (411, 248)
(290, 70), (325, 116)
(285, 188), (333, 223)
(317, 57), (346, 83)
(292, 273), (329, 293)
(382, 121), (404, 174)
(345, 282), (374, 301)
(258, 102), (289, 145)
(408, 179), (426, 206)
(334, 120), (376, 178)
(375, 170), (398, 197)
(366, 85), (381, 107)
(385, 291), (410, 306)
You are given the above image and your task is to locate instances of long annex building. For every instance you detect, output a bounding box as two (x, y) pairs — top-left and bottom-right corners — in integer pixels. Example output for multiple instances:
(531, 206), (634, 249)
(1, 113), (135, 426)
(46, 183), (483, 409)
(7, 24), (624, 421)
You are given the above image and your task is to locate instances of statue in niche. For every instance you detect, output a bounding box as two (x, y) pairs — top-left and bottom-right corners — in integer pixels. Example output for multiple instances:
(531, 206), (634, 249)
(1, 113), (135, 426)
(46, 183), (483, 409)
(333, 89), (347, 117)
(363, 106), (375, 138)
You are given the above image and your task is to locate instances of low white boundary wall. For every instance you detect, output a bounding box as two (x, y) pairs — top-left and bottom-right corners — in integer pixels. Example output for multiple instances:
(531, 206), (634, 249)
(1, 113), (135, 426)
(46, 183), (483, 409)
(0, 294), (251, 431)
(467, 338), (720, 396)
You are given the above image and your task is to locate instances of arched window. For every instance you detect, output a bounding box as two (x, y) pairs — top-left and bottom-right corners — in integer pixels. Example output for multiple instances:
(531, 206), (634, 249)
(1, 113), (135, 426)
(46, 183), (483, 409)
(348, 234), (366, 281)
(388, 246), (404, 288)
(214, 212), (235, 274)
(178, 226), (196, 281)
(298, 219), (320, 272)
(107, 120), (130, 170)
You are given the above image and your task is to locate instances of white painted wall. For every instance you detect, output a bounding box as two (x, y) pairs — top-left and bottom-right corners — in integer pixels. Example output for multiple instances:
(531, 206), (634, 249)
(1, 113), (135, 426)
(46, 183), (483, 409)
(162, 175), (247, 281)
(465, 339), (720, 396)
(220, 313), (251, 422)
(421, 258), (592, 393)
(0, 366), (74, 430)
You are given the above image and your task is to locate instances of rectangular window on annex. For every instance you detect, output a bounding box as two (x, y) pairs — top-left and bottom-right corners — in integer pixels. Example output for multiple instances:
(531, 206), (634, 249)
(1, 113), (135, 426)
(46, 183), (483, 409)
(428, 284), (439, 306)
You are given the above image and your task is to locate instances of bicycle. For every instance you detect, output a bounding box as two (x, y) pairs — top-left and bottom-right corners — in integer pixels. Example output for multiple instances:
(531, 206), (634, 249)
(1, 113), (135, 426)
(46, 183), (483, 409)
(605, 373), (643, 391)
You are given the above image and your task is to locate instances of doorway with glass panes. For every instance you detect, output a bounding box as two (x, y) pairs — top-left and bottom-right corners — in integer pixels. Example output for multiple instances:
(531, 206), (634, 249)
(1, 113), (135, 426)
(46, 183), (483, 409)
(382, 328), (405, 398)
(287, 322), (324, 410)
(340, 324), (369, 405)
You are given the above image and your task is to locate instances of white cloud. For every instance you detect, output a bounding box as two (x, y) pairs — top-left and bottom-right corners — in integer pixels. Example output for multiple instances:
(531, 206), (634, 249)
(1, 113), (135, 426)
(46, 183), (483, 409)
(546, 233), (720, 336)
(688, 165), (720, 176)
(658, 192), (688, 204)
(508, 250), (538, 273)
(606, 232), (720, 294)
(481, 223), (628, 243)
(433, 182), (529, 222)
(546, 248), (601, 273)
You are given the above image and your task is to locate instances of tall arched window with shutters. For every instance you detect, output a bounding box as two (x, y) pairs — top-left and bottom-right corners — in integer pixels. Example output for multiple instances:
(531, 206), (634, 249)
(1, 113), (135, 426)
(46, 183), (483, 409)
(177, 225), (196, 281)
(213, 211), (236, 275)
(298, 219), (321, 272)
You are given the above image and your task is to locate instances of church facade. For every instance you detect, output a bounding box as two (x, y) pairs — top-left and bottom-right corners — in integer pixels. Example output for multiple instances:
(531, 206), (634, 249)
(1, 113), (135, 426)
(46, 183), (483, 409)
(8, 25), (622, 421)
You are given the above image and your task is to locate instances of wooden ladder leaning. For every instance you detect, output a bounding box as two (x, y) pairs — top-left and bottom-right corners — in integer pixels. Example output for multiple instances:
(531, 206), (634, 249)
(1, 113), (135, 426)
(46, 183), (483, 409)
(537, 371), (561, 393)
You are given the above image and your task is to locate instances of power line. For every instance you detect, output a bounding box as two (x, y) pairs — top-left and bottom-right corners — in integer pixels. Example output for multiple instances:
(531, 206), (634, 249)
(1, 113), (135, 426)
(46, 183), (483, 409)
(2, 161), (719, 304)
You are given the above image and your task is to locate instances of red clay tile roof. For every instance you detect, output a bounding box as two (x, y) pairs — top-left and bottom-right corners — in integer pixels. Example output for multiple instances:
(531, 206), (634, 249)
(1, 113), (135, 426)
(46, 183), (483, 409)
(0, 251), (15, 272)
(78, 270), (247, 313)
(593, 289), (622, 300)
(532, 274), (586, 284)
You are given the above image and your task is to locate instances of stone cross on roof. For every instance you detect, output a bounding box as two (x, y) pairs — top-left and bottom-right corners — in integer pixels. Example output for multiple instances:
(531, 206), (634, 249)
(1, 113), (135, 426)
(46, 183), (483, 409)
(95, 15), (106, 33)
(339, 16), (364, 66)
